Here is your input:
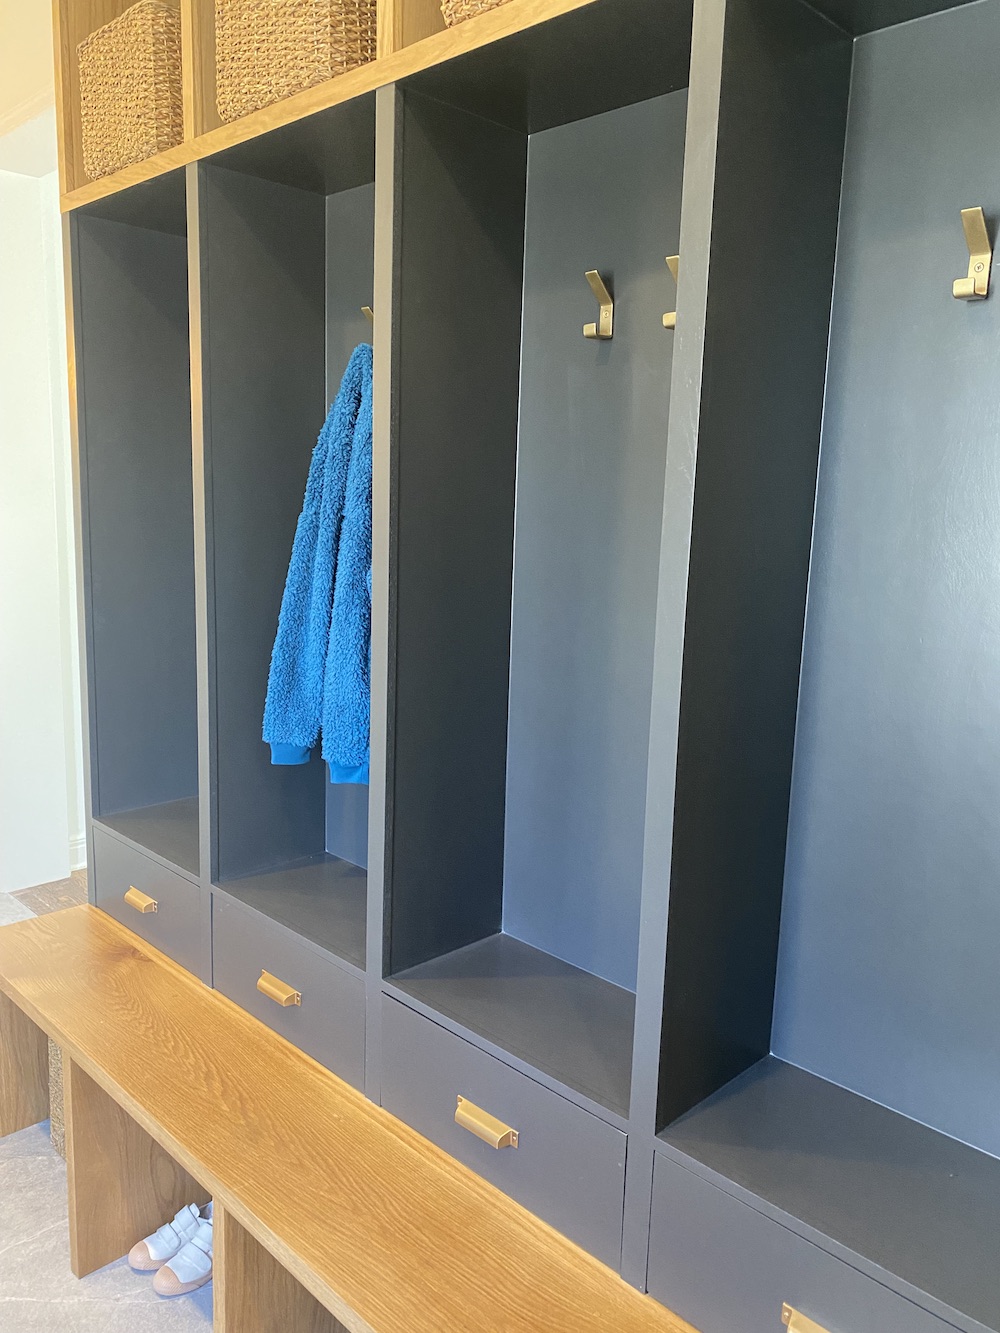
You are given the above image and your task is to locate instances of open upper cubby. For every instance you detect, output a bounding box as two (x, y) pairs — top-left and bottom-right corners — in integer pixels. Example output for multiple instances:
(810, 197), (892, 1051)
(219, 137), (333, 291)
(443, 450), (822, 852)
(186, 0), (449, 139)
(54, 0), (187, 195)
(193, 96), (376, 970)
(383, 0), (693, 1120)
(378, 0), (447, 56)
(652, 0), (1000, 1327)
(71, 169), (200, 880)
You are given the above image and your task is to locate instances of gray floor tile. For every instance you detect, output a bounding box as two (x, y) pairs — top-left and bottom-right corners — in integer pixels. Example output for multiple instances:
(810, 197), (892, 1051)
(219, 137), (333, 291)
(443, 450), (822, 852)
(0, 1124), (51, 1161)
(0, 895), (34, 927)
(0, 1126), (212, 1332)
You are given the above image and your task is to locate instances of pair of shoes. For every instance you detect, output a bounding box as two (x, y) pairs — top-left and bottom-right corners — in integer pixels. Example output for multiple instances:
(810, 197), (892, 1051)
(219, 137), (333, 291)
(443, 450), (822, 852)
(128, 1201), (214, 1296)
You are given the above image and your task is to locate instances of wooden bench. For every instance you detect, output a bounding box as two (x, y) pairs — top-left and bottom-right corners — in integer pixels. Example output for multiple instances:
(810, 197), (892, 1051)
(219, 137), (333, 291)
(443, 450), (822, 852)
(0, 905), (695, 1333)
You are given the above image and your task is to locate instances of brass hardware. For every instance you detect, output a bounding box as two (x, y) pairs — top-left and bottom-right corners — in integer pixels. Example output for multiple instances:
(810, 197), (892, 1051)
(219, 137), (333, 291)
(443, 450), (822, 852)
(361, 305), (374, 323)
(663, 255), (679, 329)
(123, 886), (157, 914)
(781, 1304), (830, 1333)
(455, 1096), (519, 1149)
(953, 207), (992, 300)
(257, 970), (302, 1007)
(583, 270), (613, 340)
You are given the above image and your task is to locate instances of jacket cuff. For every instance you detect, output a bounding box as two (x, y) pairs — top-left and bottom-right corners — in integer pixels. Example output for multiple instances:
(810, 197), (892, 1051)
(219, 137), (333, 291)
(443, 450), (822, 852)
(327, 758), (370, 784)
(270, 742), (311, 765)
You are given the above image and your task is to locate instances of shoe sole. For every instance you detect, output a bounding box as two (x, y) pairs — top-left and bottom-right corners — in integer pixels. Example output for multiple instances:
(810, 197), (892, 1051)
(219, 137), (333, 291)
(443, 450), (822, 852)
(153, 1268), (212, 1296)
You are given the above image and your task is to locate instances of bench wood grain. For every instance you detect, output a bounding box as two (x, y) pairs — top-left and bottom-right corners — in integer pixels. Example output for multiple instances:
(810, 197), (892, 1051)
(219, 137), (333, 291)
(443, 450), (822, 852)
(0, 906), (695, 1333)
(0, 986), (48, 1136)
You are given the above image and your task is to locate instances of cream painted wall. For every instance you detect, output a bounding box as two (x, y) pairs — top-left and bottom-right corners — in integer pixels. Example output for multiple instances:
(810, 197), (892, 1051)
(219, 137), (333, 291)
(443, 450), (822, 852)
(0, 7), (87, 888)
(0, 106), (86, 887)
(0, 1), (55, 136)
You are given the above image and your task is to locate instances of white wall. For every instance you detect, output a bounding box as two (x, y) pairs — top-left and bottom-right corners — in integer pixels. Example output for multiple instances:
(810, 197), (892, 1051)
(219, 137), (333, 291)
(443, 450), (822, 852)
(0, 111), (86, 889)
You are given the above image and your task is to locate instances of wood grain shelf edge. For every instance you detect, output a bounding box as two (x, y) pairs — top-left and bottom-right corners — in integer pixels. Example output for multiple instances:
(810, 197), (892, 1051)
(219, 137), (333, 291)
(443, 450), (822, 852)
(59, 0), (602, 212)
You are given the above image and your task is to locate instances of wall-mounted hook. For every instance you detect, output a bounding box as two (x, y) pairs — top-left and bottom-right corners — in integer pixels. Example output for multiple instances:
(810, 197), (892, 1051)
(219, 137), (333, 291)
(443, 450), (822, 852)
(361, 305), (374, 323)
(663, 255), (679, 329)
(953, 207), (992, 300)
(583, 271), (613, 340)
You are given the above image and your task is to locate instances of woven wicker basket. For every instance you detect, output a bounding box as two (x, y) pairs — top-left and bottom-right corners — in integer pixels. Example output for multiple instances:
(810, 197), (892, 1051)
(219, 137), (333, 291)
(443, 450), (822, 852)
(440, 0), (511, 26)
(215, 0), (377, 123)
(78, 1), (183, 182)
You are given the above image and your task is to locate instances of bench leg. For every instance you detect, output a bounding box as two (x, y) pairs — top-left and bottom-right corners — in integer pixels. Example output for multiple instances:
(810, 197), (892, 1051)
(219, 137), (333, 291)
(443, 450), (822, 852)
(0, 989), (48, 1136)
(215, 1202), (348, 1333)
(64, 1056), (209, 1278)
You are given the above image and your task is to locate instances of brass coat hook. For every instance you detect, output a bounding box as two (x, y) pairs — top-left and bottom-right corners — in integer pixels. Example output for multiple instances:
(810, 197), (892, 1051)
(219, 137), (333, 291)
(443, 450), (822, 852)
(953, 207), (992, 300)
(583, 270), (613, 339)
(663, 255), (679, 329)
(361, 305), (374, 323)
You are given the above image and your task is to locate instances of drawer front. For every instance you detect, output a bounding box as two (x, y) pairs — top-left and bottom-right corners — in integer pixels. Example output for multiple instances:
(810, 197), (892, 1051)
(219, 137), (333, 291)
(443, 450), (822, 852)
(212, 895), (365, 1091)
(381, 995), (626, 1268)
(648, 1154), (951, 1333)
(93, 827), (210, 982)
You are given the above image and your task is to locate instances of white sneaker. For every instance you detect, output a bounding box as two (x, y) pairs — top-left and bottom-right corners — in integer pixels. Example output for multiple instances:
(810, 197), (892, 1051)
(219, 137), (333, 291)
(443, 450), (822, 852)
(152, 1214), (214, 1296)
(128, 1202), (209, 1271)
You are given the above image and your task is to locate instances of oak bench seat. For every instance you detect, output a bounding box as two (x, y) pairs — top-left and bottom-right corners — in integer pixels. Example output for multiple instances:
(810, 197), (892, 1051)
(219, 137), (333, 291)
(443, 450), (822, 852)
(0, 904), (695, 1333)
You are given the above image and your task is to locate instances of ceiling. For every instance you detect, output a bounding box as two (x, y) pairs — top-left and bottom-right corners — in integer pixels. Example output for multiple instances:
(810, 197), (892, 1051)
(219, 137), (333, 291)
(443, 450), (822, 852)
(0, 0), (55, 138)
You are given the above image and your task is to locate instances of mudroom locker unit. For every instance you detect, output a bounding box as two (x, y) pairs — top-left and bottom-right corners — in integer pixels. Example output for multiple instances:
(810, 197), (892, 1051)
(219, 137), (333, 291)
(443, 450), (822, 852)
(62, 0), (1000, 1330)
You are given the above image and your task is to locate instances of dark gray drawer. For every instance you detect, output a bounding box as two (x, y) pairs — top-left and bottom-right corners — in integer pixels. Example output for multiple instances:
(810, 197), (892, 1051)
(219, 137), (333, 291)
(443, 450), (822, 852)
(381, 995), (626, 1268)
(648, 1153), (951, 1333)
(92, 826), (210, 982)
(212, 894), (365, 1091)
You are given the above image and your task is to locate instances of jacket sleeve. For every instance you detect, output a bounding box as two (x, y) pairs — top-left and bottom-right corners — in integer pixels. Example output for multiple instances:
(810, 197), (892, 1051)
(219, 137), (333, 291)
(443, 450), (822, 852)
(262, 348), (367, 761)
(322, 346), (374, 779)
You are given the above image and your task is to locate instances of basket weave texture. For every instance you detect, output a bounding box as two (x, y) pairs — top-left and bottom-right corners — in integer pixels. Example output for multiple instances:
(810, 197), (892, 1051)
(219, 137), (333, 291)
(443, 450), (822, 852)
(215, 0), (377, 123)
(440, 0), (511, 26)
(78, 1), (183, 182)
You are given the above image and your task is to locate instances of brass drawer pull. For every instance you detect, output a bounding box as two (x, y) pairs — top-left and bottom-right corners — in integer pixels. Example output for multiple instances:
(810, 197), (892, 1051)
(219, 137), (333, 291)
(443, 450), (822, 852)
(782, 1305), (830, 1333)
(124, 886), (157, 914)
(455, 1096), (518, 1149)
(257, 970), (302, 1007)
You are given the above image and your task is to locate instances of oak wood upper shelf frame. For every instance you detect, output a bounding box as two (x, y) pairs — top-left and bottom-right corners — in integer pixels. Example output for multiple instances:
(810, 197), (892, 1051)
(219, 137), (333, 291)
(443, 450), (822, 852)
(53, 0), (602, 211)
(0, 906), (696, 1333)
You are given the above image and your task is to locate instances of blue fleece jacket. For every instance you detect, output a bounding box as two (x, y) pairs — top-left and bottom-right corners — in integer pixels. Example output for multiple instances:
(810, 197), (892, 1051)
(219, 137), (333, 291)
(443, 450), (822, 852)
(323, 356), (373, 781)
(262, 344), (372, 778)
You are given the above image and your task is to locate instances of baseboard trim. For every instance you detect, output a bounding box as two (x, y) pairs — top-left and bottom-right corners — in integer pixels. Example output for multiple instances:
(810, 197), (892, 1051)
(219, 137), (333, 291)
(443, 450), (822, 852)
(70, 835), (87, 872)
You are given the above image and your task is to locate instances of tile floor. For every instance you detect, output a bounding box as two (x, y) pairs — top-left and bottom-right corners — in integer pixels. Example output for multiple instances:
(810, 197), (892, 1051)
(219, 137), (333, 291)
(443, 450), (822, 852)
(0, 873), (213, 1332)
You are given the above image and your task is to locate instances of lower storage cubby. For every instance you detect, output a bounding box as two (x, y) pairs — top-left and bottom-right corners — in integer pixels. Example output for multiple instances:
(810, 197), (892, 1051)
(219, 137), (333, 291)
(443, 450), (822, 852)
(647, 1154), (952, 1333)
(96, 797), (200, 880)
(212, 895), (365, 1091)
(380, 995), (626, 1269)
(92, 826), (211, 982)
